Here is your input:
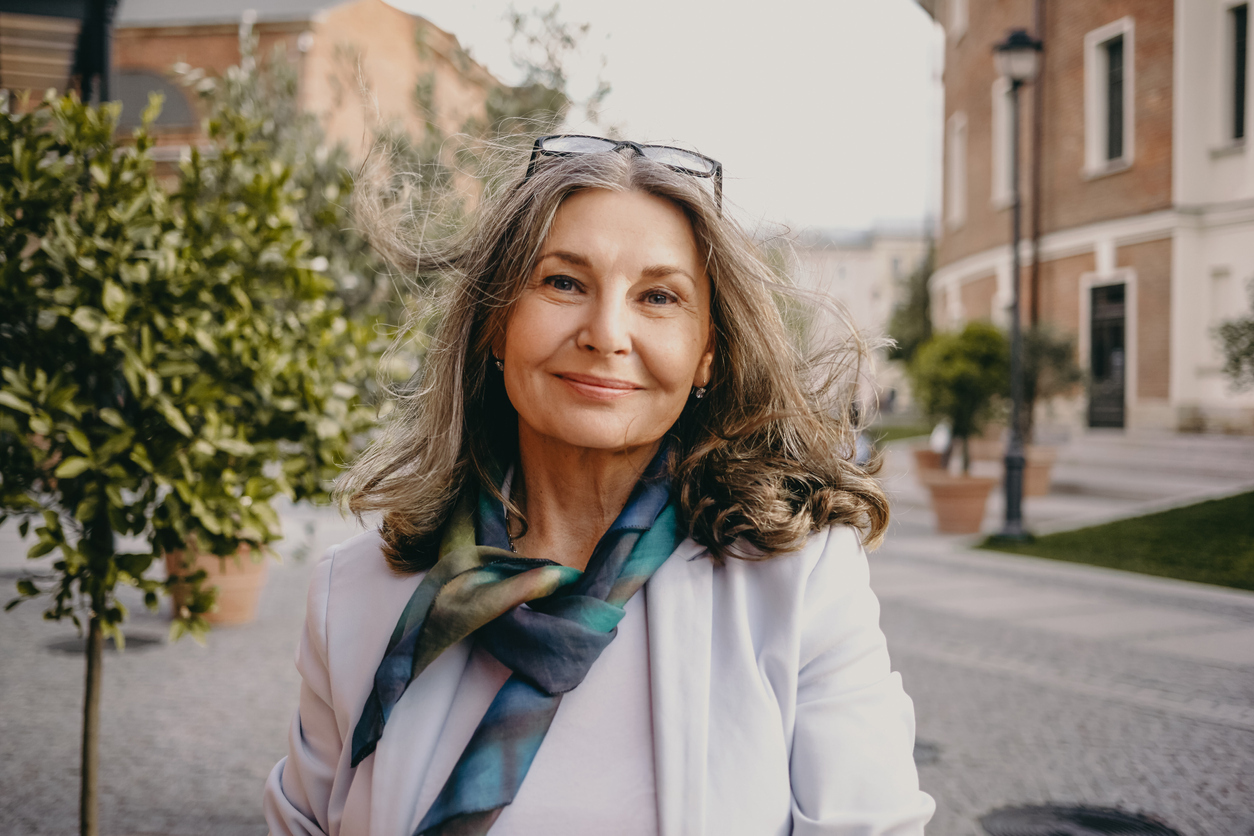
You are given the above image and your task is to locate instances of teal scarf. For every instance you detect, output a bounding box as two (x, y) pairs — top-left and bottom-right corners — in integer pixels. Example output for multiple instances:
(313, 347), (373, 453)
(351, 452), (679, 836)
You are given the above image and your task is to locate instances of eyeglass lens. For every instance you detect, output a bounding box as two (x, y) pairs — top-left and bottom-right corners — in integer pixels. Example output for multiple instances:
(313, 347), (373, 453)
(539, 135), (620, 154)
(540, 135), (715, 177)
(639, 146), (715, 176)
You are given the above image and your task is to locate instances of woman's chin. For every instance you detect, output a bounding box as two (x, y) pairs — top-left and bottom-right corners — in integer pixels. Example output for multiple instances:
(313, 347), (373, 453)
(520, 419), (668, 456)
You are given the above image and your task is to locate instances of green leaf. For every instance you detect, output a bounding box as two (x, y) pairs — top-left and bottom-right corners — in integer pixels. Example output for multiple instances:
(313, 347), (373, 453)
(215, 438), (254, 456)
(117, 553), (153, 577)
(66, 428), (92, 455)
(27, 541), (56, 558)
(98, 407), (126, 428)
(155, 397), (193, 437)
(130, 445), (154, 473)
(102, 280), (129, 320)
(74, 496), (100, 523)
(0, 391), (33, 415)
(53, 457), (91, 478)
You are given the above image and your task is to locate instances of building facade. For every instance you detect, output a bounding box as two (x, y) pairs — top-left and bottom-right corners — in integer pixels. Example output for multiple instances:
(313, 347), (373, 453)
(787, 224), (931, 412)
(789, 225), (931, 342)
(0, 1), (500, 154)
(920, 0), (1254, 434)
(109, 0), (498, 160)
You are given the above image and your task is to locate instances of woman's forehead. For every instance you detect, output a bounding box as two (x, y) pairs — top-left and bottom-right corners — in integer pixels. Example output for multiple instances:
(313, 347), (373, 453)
(542, 189), (701, 271)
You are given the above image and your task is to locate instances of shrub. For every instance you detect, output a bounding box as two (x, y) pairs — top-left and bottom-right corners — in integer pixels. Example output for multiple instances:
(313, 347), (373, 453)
(0, 92), (378, 833)
(908, 322), (1010, 472)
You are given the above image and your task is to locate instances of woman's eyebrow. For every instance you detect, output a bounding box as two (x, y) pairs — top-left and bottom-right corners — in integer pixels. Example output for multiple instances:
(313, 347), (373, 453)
(538, 251), (695, 283)
(641, 264), (695, 282)
(537, 250), (591, 268)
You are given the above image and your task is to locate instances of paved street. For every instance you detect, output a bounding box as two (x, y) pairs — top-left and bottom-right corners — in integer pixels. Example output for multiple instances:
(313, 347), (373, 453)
(1, 431), (1252, 835)
(877, 433), (1254, 836)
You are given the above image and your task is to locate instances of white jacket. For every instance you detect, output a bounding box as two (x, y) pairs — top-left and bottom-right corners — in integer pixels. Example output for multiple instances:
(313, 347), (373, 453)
(264, 525), (935, 835)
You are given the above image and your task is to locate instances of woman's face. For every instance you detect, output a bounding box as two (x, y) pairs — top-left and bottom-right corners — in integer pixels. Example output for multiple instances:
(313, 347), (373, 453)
(498, 188), (715, 457)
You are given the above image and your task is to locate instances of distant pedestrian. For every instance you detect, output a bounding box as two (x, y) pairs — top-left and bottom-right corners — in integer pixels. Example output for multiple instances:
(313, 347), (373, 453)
(264, 135), (933, 835)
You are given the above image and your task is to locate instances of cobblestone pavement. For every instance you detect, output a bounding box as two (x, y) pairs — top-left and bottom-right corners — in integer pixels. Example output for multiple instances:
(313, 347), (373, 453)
(874, 548), (1254, 836)
(1, 432), (1252, 835)
(0, 506), (360, 836)
(876, 434), (1254, 836)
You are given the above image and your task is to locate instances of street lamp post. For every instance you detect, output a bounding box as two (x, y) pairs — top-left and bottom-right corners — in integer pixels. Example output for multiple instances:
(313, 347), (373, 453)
(994, 28), (1042, 541)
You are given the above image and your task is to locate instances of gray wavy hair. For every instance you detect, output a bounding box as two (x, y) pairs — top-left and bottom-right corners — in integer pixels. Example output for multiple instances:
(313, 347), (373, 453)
(338, 141), (889, 572)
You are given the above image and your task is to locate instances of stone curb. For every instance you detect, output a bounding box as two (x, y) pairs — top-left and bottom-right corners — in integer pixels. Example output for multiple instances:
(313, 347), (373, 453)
(879, 537), (1254, 613)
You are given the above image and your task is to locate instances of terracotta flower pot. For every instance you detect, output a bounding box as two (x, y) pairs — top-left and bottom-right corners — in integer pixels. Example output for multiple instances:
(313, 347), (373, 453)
(912, 448), (945, 473)
(919, 472), (999, 534)
(967, 436), (1004, 462)
(165, 544), (267, 626)
(1023, 445), (1057, 497)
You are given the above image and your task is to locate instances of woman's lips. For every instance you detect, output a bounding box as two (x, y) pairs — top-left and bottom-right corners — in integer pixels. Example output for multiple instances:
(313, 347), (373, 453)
(556, 373), (641, 400)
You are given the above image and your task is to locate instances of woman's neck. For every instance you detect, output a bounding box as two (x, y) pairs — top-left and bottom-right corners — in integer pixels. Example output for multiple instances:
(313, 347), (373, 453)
(510, 429), (660, 570)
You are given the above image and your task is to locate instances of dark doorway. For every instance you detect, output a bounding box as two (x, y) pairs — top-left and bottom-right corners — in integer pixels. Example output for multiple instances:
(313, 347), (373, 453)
(1089, 283), (1126, 428)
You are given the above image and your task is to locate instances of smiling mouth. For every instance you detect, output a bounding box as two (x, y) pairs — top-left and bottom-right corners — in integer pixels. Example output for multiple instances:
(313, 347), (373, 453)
(556, 373), (641, 400)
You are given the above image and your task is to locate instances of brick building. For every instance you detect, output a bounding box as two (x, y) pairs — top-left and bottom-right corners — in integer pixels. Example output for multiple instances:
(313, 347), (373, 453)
(918, 0), (1254, 434)
(0, 0), (501, 162)
(112, 0), (499, 159)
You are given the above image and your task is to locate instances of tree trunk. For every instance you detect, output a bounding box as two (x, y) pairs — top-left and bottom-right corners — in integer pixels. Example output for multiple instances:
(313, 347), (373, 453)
(81, 605), (103, 836)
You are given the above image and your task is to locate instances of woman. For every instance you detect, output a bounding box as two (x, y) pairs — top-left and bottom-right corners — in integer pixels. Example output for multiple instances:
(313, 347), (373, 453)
(264, 135), (935, 836)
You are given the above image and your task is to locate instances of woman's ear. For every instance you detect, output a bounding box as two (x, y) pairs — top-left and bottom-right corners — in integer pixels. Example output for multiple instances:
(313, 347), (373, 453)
(694, 331), (716, 388)
(490, 330), (506, 366)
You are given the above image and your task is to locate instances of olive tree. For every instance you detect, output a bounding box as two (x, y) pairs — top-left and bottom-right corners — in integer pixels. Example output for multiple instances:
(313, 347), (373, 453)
(908, 322), (1010, 473)
(0, 92), (378, 836)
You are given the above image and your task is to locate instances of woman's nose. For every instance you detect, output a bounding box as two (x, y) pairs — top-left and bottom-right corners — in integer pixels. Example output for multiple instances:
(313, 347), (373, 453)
(578, 291), (631, 356)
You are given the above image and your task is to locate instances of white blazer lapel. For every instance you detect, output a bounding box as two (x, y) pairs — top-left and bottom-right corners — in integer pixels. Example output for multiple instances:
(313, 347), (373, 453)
(646, 539), (713, 836)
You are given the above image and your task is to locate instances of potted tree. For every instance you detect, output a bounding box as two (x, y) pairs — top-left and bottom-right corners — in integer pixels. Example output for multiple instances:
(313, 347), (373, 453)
(908, 322), (1010, 533)
(0, 93), (377, 834)
(1018, 325), (1083, 496)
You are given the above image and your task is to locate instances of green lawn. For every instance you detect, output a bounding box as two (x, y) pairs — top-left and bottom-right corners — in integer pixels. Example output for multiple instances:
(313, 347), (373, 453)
(980, 491), (1254, 591)
(870, 423), (932, 445)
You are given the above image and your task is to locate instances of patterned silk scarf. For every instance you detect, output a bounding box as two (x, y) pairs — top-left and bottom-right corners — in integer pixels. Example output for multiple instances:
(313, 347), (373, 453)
(350, 451), (680, 836)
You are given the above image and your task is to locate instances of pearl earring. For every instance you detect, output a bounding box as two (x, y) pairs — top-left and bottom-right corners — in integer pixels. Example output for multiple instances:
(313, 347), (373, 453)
(494, 357), (504, 371)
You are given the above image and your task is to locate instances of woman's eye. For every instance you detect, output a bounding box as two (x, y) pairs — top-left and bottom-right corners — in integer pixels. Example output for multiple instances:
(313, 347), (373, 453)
(645, 291), (675, 305)
(544, 275), (578, 292)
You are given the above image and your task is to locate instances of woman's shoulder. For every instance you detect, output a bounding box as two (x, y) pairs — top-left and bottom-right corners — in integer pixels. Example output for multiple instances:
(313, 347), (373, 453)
(719, 524), (866, 581)
(312, 528), (426, 620)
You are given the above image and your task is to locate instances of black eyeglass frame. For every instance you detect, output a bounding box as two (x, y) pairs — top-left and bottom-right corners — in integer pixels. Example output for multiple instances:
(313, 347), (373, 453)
(524, 134), (724, 209)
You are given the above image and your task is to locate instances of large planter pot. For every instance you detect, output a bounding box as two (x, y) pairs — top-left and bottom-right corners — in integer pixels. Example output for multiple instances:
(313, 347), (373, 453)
(919, 472), (998, 534)
(1023, 445), (1057, 497)
(967, 436), (1004, 462)
(165, 545), (267, 626)
(912, 448), (945, 473)
(968, 424), (1006, 461)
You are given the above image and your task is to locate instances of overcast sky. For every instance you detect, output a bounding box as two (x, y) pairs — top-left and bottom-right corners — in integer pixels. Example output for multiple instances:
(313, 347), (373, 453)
(386, 0), (944, 233)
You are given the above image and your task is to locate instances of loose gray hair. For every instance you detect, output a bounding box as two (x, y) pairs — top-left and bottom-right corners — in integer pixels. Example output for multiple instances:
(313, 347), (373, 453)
(338, 142), (888, 572)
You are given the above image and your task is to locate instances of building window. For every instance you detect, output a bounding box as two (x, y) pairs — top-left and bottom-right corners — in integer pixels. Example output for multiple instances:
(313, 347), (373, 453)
(1232, 3), (1249, 141)
(990, 77), (1013, 207)
(946, 111), (968, 229)
(1105, 36), (1125, 159)
(1084, 17), (1136, 175)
